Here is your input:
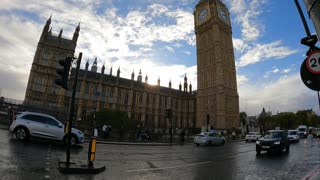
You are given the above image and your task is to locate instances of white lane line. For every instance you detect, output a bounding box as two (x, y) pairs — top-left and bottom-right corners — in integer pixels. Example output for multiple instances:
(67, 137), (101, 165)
(44, 175), (50, 179)
(301, 165), (320, 180)
(127, 161), (211, 173)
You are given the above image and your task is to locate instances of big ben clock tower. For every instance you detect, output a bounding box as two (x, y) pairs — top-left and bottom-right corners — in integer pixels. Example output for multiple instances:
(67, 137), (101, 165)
(194, 0), (239, 130)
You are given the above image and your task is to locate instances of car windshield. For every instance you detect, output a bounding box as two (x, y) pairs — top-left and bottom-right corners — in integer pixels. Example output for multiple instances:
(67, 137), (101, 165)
(288, 131), (297, 135)
(248, 132), (256, 135)
(299, 128), (306, 131)
(264, 131), (284, 138)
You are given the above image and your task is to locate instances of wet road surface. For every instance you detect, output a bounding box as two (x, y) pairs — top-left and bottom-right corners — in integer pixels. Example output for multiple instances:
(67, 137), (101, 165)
(1, 128), (320, 180)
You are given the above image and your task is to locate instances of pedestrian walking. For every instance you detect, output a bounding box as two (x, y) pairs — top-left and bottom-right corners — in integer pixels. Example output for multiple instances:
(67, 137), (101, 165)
(102, 124), (107, 138)
(232, 130), (236, 140)
(93, 126), (99, 137)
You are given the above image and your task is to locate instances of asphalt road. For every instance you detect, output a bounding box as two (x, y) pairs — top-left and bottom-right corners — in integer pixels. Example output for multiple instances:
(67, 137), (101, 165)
(1, 128), (320, 180)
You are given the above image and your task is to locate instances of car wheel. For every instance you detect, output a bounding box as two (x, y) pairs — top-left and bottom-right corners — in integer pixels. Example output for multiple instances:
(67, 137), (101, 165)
(15, 127), (29, 141)
(285, 144), (290, 153)
(64, 134), (78, 146)
(256, 149), (261, 155)
(245, 140), (248, 142)
(195, 143), (200, 146)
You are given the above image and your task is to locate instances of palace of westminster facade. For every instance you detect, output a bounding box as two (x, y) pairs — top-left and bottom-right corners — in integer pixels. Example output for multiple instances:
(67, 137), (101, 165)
(24, 0), (239, 131)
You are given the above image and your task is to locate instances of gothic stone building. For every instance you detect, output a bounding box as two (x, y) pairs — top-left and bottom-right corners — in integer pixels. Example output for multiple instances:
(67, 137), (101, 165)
(24, 17), (196, 130)
(24, 0), (239, 131)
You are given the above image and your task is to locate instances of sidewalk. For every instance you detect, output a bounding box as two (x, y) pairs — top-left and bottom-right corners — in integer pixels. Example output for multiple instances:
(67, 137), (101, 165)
(85, 136), (245, 146)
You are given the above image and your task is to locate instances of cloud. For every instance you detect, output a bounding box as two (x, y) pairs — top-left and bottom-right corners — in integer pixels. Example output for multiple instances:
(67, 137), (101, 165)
(237, 75), (249, 86)
(165, 46), (174, 52)
(239, 73), (318, 115)
(237, 41), (299, 67)
(233, 38), (248, 53)
(273, 68), (279, 73)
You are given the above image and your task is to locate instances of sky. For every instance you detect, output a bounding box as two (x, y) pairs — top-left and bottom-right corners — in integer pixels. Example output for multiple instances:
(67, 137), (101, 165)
(0, 0), (319, 116)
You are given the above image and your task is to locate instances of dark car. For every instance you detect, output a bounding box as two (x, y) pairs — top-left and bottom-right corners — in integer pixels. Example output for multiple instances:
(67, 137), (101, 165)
(256, 130), (290, 155)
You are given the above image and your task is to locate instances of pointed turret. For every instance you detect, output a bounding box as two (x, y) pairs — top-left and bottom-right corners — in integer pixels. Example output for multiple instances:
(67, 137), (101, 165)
(137, 69), (142, 82)
(91, 57), (98, 73)
(179, 82), (182, 91)
(110, 66), (113, 75)
(131, 70), (135, 80)
(58, 28), (63, 38)
(157, 77), (160, 86)
(101, 63), (105, 75)
(117, 66), (120, 77)
(189, 81), (192, 93)
(72, 23), (80, 42)
(85, 60), (89, 71)
(184, 73), (188, 92)
(145, 74), (148, 84)
(169, 80), (172, 89)
(40, 15), (52, 42)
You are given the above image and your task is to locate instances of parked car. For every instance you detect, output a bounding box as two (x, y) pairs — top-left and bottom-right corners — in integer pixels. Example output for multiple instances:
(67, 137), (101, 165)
(245, 132), (261, 142)
(298, 125), (308, 138)
(287, 129), (300, 143)
(194, 132), (225, 146)
(9, 111), (84, 145)
(256, 130), (290, 155)
(312, 128), (320, 138)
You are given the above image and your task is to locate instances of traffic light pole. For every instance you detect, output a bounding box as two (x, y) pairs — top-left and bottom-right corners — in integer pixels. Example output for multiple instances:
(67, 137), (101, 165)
(66, 52), (82, 165)
(170, 115), (172, 144)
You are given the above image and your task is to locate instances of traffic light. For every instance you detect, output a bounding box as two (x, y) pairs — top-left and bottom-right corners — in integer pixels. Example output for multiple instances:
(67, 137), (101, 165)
(55, 57), (73, 90)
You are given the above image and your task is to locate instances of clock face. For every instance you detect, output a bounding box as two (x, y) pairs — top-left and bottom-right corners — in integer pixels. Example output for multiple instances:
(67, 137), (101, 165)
(219, 8), (227, 22)
(198, 8), (209, 22)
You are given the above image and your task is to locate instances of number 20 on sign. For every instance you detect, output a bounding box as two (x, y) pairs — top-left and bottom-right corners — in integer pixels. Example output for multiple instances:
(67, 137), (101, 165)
(306, 50), (320, 74)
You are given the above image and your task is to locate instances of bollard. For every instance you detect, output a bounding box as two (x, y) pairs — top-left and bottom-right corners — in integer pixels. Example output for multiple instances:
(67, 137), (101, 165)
(64, 122), (70, 134)
(88, 137), (97, 167)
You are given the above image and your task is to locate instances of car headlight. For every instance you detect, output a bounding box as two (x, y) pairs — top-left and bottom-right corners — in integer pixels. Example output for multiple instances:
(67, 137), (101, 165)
(256, 141), (260, 144)
(274, 141), (281, 145)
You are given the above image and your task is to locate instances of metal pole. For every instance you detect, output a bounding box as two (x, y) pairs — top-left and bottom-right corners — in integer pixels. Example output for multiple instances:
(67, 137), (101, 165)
(66, 52), (82, 165)
(317, 91), (320, 112)
(294, 0), (312, 36)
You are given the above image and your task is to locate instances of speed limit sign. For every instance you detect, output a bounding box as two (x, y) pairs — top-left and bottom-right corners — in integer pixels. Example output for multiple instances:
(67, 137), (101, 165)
(306, 50), (320, 74)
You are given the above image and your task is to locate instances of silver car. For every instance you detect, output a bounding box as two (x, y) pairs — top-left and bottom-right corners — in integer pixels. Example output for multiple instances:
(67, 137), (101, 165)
(9, 111), (84, 145)
(288, 130), (300, 143)
(194, 132), (225, 146)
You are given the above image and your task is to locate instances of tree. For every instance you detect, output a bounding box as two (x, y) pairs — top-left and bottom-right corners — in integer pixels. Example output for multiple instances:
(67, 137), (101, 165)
(240, 112), (247, 127)
(296, 110), (311, 126)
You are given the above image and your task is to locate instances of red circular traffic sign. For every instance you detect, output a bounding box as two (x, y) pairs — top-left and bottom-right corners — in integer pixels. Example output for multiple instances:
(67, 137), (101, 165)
(306, 50), (320, 74)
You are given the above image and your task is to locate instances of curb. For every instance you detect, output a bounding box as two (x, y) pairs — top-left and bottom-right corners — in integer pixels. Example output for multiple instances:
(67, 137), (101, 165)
(58, 160), (106, 174)
(84, 138), (245, 146)
(85, 139), (178, 146)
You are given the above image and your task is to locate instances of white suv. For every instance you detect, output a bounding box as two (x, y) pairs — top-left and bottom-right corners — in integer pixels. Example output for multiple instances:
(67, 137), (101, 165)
(245, 132), (261, 142)
(10, 112), (84, 145)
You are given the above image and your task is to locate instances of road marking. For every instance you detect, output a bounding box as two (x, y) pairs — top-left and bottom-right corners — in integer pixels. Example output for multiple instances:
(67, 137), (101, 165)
(127, 161), (211, 173)
(301, 165), (320, 180)
(44, 175), (50, 179)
